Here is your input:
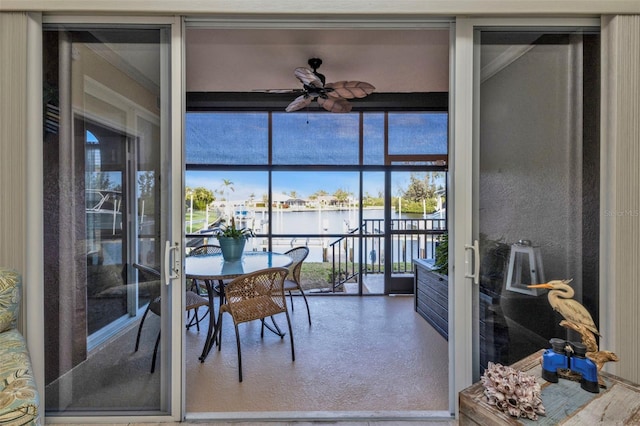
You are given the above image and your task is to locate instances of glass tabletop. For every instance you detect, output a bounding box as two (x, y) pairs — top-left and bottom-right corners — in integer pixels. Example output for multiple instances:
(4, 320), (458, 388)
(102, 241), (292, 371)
(185, 251), (293, 280)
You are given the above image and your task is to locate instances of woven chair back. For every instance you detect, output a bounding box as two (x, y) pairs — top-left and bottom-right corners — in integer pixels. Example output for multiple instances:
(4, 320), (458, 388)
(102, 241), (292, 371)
(284, 246), (309, 283)
(133, 263), (162, 315)
(189, 244), (222, 256)
(223, 267), (289, 324)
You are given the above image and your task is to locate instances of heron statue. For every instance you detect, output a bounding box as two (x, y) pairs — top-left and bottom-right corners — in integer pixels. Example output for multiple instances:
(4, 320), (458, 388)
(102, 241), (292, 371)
(528, 279), (618, 386)
(528, 279), (600, 336)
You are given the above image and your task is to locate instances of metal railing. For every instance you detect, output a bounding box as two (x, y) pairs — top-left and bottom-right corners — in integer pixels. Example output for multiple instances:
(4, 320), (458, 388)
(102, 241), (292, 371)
(329, 218), (446, 291)
(186, 217), (447, 293)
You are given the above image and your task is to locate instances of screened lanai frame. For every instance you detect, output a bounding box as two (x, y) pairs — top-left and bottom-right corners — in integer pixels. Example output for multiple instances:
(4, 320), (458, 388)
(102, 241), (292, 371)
(185, 92), (449, 294)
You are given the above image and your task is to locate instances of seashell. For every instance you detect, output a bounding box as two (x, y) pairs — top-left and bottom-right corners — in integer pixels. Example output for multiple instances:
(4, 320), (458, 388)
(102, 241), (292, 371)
(503, 383), (513, 394)
(481, 362), (546, 419)
(507, 405), (521, 417)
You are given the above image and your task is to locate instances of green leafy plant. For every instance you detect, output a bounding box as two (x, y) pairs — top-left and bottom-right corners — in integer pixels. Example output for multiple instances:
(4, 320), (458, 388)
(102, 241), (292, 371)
(434, 232), (448, 275)
(214, 217), (254, 240)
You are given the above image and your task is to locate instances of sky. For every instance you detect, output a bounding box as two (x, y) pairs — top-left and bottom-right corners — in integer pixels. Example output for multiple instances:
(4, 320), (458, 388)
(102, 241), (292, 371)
(186, 170), (444, 203)
(187, 170), (381, 202)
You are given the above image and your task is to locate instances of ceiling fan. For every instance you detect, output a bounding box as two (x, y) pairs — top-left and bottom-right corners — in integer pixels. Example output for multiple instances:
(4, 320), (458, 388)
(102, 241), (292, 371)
(263, 58), (375, 113)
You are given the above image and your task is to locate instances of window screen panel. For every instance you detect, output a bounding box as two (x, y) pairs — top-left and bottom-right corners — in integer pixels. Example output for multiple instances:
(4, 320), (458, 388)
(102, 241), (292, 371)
(272, 113), (359, 165)
(388, 112), (448, 156)
(186, 112), (268, 165)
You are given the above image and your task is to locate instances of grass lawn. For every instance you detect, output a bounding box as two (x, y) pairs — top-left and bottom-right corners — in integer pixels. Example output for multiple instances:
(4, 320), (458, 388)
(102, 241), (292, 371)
(299, 262), (338, 291)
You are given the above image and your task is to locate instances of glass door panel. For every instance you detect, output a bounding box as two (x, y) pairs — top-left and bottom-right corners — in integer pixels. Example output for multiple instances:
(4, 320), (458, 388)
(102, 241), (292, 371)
(473, 27), (600, 380)
(42, 23), (175, 416)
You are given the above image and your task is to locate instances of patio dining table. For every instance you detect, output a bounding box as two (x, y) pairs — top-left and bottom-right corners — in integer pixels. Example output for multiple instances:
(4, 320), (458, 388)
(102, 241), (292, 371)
(185, 251), (293, 362)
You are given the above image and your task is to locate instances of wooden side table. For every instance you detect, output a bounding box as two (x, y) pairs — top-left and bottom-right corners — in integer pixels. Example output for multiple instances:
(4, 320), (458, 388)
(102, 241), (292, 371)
(459, 350), (640, 425)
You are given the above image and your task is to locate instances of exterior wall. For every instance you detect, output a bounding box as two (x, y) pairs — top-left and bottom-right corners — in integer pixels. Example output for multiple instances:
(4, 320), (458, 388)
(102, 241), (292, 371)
(479, 40), (584, 284)
(601, 14), (640, 383)
(0, 13), (27, 278)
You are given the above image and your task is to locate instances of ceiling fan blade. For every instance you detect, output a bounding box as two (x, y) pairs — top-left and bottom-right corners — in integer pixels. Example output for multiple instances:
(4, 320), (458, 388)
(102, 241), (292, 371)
(318, 97), (352, 113)
(294, 67), (323, 88)
(252, 88), (301, 94)
(285, 95), (312, 112)
(325, 81), (375, 99)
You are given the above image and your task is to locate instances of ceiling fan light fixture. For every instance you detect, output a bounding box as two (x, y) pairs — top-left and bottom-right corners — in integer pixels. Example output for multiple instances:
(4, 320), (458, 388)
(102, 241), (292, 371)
(284, 57), (375, 113)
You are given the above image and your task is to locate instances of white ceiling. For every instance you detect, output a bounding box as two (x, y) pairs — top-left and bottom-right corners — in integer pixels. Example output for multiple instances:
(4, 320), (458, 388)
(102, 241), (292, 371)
(185, 28), (450, 93)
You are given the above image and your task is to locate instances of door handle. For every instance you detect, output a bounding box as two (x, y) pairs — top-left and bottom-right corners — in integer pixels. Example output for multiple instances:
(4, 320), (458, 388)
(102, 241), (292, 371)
(164, 240), (180, 286)
(464, 239), (480, 285)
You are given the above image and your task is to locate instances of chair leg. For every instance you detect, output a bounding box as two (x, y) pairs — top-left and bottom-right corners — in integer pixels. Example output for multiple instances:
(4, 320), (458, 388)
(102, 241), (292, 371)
(134, 305), (152, 352)
(233, 323), (243, 382)
(217, 311), (224, 351)
(285, 311), (295, 362)
(194, 308), (202, 331)
(209, 303), (216, 330)
(187, 305), (213, 332)
(299, 288), (312, 325)
(271, 316), (284, 337)
(288, 291), (294, 311)
(260, 316), (284, 338)
(190, 308), (201, 331)
(151, 330), (161, 373)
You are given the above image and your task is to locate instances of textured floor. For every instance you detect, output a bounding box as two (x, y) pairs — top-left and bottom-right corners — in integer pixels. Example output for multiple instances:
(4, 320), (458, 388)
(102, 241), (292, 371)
(185, 295), (449, 415)
(46, 295), (451, 424)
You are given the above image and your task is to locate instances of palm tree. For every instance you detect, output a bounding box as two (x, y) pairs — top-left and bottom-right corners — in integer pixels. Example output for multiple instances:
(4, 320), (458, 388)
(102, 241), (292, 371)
(220, 179), (234, 201)
(220, 179), (235, 219)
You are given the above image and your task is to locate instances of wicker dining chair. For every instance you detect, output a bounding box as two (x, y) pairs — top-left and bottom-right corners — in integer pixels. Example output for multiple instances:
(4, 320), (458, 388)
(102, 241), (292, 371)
(133, 263), (162, 373)
(216, 267), (293, 382)
(133, 263), (209, 373)
(186, 244), (222, 329)
(283, 246), (311, 325)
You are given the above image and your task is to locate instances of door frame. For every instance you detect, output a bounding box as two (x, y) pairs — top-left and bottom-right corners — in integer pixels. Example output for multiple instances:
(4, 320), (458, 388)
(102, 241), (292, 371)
(450, 16), (601, 415)
(25, 12), (603, 422)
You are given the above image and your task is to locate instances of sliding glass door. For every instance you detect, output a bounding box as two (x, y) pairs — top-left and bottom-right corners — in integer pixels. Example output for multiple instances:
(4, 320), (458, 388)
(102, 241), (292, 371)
(41, 18), (182, 420)
(453, 20), (601, 388)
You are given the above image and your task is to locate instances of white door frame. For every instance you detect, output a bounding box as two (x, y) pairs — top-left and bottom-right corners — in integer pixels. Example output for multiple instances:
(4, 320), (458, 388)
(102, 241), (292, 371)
(25, 12), (602, 422)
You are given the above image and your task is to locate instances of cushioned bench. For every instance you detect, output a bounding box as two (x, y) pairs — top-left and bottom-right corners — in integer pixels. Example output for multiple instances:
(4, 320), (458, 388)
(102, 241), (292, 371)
(0, 267), (40, 425)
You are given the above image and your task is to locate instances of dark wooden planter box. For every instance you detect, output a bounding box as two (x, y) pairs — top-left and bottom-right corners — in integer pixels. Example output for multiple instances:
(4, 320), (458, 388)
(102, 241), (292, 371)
(413, 258), (448, 340)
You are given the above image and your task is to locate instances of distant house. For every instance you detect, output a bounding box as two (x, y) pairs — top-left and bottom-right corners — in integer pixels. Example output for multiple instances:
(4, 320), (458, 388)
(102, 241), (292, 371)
(315, 195), (338, 207)
(285, 198), (306, 208)
(272, 193), (290, 207)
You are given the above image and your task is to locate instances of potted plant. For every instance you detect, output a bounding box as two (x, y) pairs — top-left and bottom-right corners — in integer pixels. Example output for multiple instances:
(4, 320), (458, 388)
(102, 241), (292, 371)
(433, 232), (448, 275)
(214, 217), (254, 261)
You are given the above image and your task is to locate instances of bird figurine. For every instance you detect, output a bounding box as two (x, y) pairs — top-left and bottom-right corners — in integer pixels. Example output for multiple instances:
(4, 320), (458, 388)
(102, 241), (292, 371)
(528, 279), (600, 336)
(528, 279), (618, 388)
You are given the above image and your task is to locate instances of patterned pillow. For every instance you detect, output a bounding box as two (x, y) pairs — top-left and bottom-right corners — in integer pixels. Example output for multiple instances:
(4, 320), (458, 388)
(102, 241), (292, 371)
(0, 268), (21, 333)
